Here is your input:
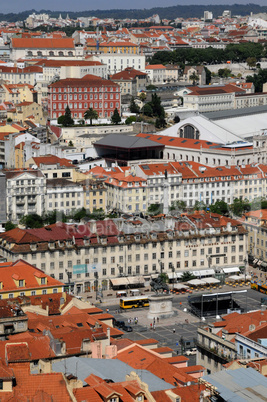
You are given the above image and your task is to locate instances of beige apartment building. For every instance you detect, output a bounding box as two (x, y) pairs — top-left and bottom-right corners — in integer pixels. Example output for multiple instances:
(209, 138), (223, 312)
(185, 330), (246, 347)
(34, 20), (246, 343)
(242, 209), (267, 267)
(5, 169), (46, 221)
(0, 212), (247, 295)
(46, 178), (84, 215)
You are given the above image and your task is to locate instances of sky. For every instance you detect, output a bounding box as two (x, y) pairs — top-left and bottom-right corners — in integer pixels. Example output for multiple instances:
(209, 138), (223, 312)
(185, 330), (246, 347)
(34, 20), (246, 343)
(1, 0), (267, 13)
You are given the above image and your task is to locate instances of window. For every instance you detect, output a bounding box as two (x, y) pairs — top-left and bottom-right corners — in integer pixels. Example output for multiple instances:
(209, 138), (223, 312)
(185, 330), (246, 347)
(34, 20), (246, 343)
(42, 290), (47, 295)
(19, 280), (24, 287)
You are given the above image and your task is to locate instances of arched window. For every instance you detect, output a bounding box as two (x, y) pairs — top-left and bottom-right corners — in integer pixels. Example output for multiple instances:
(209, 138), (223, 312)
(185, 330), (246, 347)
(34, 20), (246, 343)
(49, 51), (54, 56)
(68, 51), (73, 56)
(37, 51), (43, 57)
(59, 51), (64, 57)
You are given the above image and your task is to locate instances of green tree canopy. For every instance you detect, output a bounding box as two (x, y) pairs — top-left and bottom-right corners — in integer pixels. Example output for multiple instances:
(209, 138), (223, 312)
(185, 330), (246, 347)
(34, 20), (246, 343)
(59, 105), (74, 127)
(5, 221), (16, 231)
(143, 103), (153, 117)
(147, 203), (163, 215)
(84, 107), (98, 125)
(210, 200), (229, 215)
(180, 272), (196, 282)
(20, 214), (44, 228)
(246, 56), (257, 69)
(189, 71), (199, 85)
(111, 108), (121, 124)
(125, 116), (136, 125)
(129, 97), (140, 113)
(231, 198), (251, 216)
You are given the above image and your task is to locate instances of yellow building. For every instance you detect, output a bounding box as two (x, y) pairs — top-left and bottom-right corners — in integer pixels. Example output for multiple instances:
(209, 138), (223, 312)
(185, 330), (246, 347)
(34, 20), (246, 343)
(87, 40), (139, 54)
(8, 101), (45, 125)
(0, 259), (64, 299)
(1, 83), (37, 103)
(79, 178), (107, 212)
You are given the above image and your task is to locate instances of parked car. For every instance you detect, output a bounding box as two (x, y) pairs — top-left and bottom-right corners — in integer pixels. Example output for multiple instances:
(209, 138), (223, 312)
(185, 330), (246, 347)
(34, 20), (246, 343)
(121, 324), (133, 332)
(185, 348), (197, 356)
(113, 320), (125, 329)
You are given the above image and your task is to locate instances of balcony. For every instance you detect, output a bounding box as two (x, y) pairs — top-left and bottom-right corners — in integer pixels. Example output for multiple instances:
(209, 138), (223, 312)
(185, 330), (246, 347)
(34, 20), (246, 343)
(196, 340), (236, 362)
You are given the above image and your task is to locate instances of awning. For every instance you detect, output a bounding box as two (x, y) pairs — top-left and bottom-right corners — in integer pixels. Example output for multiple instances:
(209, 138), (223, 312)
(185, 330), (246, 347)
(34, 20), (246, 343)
(204, 277), (220, 284)
(167, 272), (184, 279)
(187, 278), (206, 286)
(127, 276), (145, 285)
(228, 275), (242, 281)
(192, 269), (215, 277)
(110, 278), (129, 286)
(173, 283), (189, 290)
(223, 267), (240, 274)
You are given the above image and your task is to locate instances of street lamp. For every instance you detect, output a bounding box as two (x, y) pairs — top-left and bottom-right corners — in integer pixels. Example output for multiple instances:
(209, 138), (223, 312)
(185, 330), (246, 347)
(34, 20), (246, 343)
(65, 269), (71, 294)
(243, 258), (247, 282)
(94, 271), (99, 300)
(206, 255), (212, 269)
(158, 259), (163, 274)
(170, 263), (175, 290)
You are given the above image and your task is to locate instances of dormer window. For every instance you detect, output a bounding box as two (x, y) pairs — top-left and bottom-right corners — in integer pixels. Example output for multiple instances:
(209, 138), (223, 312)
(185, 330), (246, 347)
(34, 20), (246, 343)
(41, 277), (46, 285)
(19, 279), (24, 287)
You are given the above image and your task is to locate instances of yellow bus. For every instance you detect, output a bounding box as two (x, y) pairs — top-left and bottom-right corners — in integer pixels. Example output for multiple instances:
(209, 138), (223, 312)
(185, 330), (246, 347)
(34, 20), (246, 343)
(120, 295), (149, 309)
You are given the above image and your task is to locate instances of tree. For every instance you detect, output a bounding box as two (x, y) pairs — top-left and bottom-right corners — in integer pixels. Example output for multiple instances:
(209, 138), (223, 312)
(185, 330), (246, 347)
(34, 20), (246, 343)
(61, 105), (74, 127)
(5, 221), (16, 231)
(73, 207), (87, 221)
(125, 116), (136, 125)
(246, 56), (257, 69)
(231, 198), (250, 217)
(218, 68), (231, 78)
(84, 107), (98, 125)
(180, 272), (196, 282)
(139, 92), (147, 103)
(173, 115), (180, 124)
(143, 103), (153, 117)
(68, 140), (74, 147)
(189, 71), (199, 85)
(20, 214), (43, 229)
(111, 108), (121, 124)
(170, 200), (186, 211)
(193, 201), (206, 211)
(159, 272), (169, 283)
(129, 97), (140, 113)
(205, 67), (212, 84)
(147, 203), (163, 215)
(155, 116), (166, 128)
(57, 115), (65, 125)
(210, 200), (229, 216)
(146, 84), (157, 90)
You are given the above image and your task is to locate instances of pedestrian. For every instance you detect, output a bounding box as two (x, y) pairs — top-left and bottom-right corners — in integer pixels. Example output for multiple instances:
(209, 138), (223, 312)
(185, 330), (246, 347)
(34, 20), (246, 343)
(173, 328), (176, 333)
(128, 318), (130, 324)
(153, 323), (155, 331)
(153, 317), (156, 324)
(157, 317), (159, 323)
(150, 323), (152, 330)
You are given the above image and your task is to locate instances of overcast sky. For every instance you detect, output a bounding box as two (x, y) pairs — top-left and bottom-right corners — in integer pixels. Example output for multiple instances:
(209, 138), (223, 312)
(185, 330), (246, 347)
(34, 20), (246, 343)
(1, 0), (267, 13)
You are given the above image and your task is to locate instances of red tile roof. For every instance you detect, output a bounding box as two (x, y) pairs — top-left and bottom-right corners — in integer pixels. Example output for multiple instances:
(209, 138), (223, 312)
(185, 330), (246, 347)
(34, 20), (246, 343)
(49, 74), (119, 88)
(12, 37), (75, 49)
(30, 154), (75, 168)
(0, 259), (63, 293)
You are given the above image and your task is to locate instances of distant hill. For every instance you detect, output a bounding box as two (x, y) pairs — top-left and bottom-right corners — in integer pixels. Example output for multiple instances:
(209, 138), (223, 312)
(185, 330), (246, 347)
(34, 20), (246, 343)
(1, 4), (267, 22)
